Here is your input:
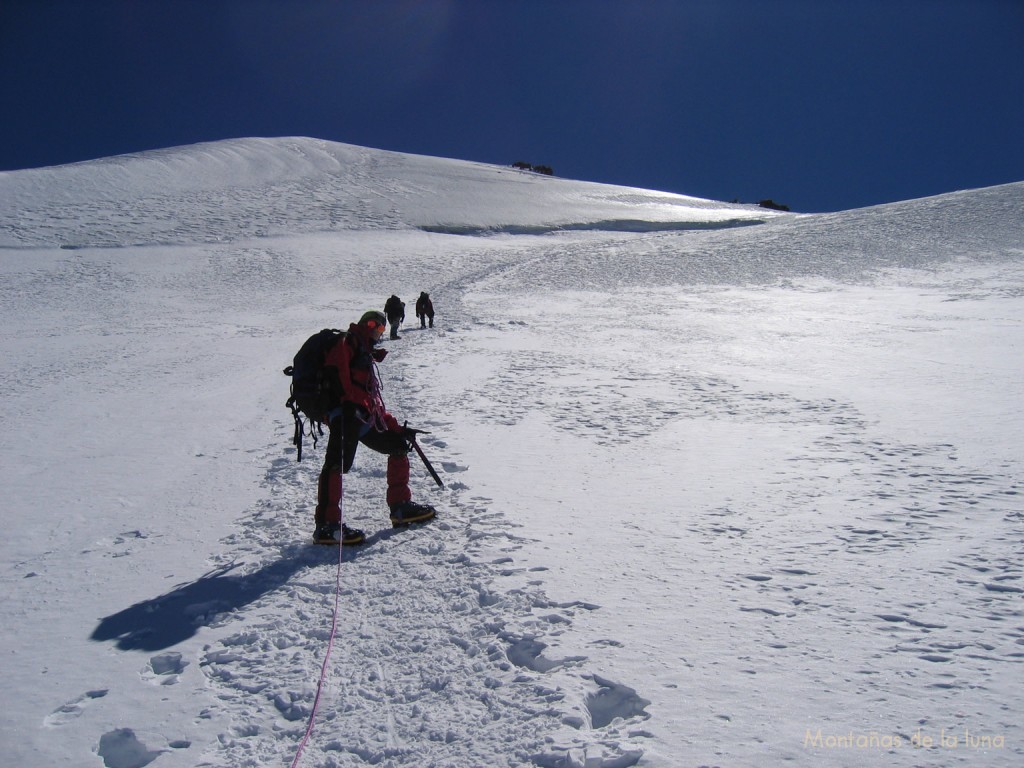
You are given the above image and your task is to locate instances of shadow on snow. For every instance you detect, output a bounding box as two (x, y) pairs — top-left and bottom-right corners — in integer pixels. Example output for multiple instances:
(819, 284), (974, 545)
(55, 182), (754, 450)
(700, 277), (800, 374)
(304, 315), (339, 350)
(90, 529), (407, 652)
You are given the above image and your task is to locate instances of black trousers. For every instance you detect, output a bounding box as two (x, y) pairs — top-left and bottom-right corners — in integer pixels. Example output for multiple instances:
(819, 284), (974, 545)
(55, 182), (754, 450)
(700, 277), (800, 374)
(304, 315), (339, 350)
(325, 403), (408, 473)
(316, 403), (411, 526)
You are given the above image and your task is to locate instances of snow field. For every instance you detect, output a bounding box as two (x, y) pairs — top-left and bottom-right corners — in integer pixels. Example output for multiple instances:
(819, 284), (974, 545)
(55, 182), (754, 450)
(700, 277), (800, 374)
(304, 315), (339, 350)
(1, 138), (1022, 767)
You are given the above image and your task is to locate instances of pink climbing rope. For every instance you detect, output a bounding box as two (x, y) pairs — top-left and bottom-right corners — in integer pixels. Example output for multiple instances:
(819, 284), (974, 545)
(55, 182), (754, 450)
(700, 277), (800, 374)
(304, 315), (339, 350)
(289, 505), (346, 767)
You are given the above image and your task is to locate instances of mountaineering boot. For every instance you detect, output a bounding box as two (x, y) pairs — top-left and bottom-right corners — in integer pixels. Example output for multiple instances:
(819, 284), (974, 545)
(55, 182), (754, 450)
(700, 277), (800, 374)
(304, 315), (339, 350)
(390, 500), (437, 527)
(312, 522), (366, 545)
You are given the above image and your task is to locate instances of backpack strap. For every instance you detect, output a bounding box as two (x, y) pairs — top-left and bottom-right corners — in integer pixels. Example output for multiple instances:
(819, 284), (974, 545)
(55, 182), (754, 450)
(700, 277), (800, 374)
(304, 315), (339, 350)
(284, 365), (326, 462)
(286, 392), (327, 462)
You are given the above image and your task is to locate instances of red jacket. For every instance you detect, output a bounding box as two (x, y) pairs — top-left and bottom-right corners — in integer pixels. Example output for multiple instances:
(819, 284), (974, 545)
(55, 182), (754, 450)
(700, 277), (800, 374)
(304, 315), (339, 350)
(323, 325), (400, 431)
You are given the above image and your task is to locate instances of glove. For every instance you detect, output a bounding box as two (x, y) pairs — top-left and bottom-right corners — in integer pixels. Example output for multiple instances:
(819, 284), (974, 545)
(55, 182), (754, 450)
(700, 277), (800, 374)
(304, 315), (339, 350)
(401, 421), (428, 443)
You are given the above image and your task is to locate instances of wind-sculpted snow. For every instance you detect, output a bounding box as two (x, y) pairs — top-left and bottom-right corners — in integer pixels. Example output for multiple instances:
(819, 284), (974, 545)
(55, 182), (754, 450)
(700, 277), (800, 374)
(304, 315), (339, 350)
(420, 218), (763, 236)
(453, 181), (1024, 292)
(442, 273), (1024, 765)
(0, 137), (775, 250)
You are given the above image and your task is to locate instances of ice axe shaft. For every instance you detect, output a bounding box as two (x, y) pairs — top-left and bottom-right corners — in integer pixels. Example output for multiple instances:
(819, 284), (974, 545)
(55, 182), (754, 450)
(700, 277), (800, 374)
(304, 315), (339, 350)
(410, 437), (444, 488)
(402, 421), (444, 488)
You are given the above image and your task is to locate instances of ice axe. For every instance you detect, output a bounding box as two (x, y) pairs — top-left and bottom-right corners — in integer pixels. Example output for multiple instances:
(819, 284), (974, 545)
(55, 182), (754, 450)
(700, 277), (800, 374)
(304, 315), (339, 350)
(403, 422), (445, 488)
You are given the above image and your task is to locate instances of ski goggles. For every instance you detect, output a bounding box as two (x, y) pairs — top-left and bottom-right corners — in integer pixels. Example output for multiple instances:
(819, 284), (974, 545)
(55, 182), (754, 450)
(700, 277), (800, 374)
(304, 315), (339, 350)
(365, 318), (386, 341)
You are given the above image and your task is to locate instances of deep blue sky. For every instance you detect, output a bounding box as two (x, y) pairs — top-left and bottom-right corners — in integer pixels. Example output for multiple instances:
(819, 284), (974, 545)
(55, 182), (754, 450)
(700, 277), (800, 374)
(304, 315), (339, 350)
(3, 1), (1022, 212)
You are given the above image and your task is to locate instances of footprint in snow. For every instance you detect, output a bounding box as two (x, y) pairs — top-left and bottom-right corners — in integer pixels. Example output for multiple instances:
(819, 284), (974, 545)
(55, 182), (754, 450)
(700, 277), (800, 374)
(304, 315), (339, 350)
(43, 689), (109, 727)
(142, 652), (188, 685)
(97, 727), (166, 768)
(505, 637), (587, 673)
(584, 674), (651, 728)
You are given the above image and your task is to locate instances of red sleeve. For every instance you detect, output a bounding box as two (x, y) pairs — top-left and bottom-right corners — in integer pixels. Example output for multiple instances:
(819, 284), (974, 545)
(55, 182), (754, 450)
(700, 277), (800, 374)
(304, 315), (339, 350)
(325, 337), (371, 409)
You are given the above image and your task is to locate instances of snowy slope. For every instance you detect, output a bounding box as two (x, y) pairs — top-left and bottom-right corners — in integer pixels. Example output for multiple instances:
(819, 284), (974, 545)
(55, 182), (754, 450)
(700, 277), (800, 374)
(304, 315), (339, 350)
(0, 137), (775, 250)
(1, 137), (1022, 768)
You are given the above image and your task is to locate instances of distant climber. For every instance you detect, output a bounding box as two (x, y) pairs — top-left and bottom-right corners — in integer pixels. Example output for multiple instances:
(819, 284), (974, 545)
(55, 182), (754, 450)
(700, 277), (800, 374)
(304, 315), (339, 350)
(415, 292), (435, 329)
(384, 295), (405, 339)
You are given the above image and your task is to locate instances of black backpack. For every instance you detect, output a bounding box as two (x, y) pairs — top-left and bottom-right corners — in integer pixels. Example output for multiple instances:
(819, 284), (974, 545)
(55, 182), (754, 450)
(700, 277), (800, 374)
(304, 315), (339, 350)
(283, 328), (346, 461)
